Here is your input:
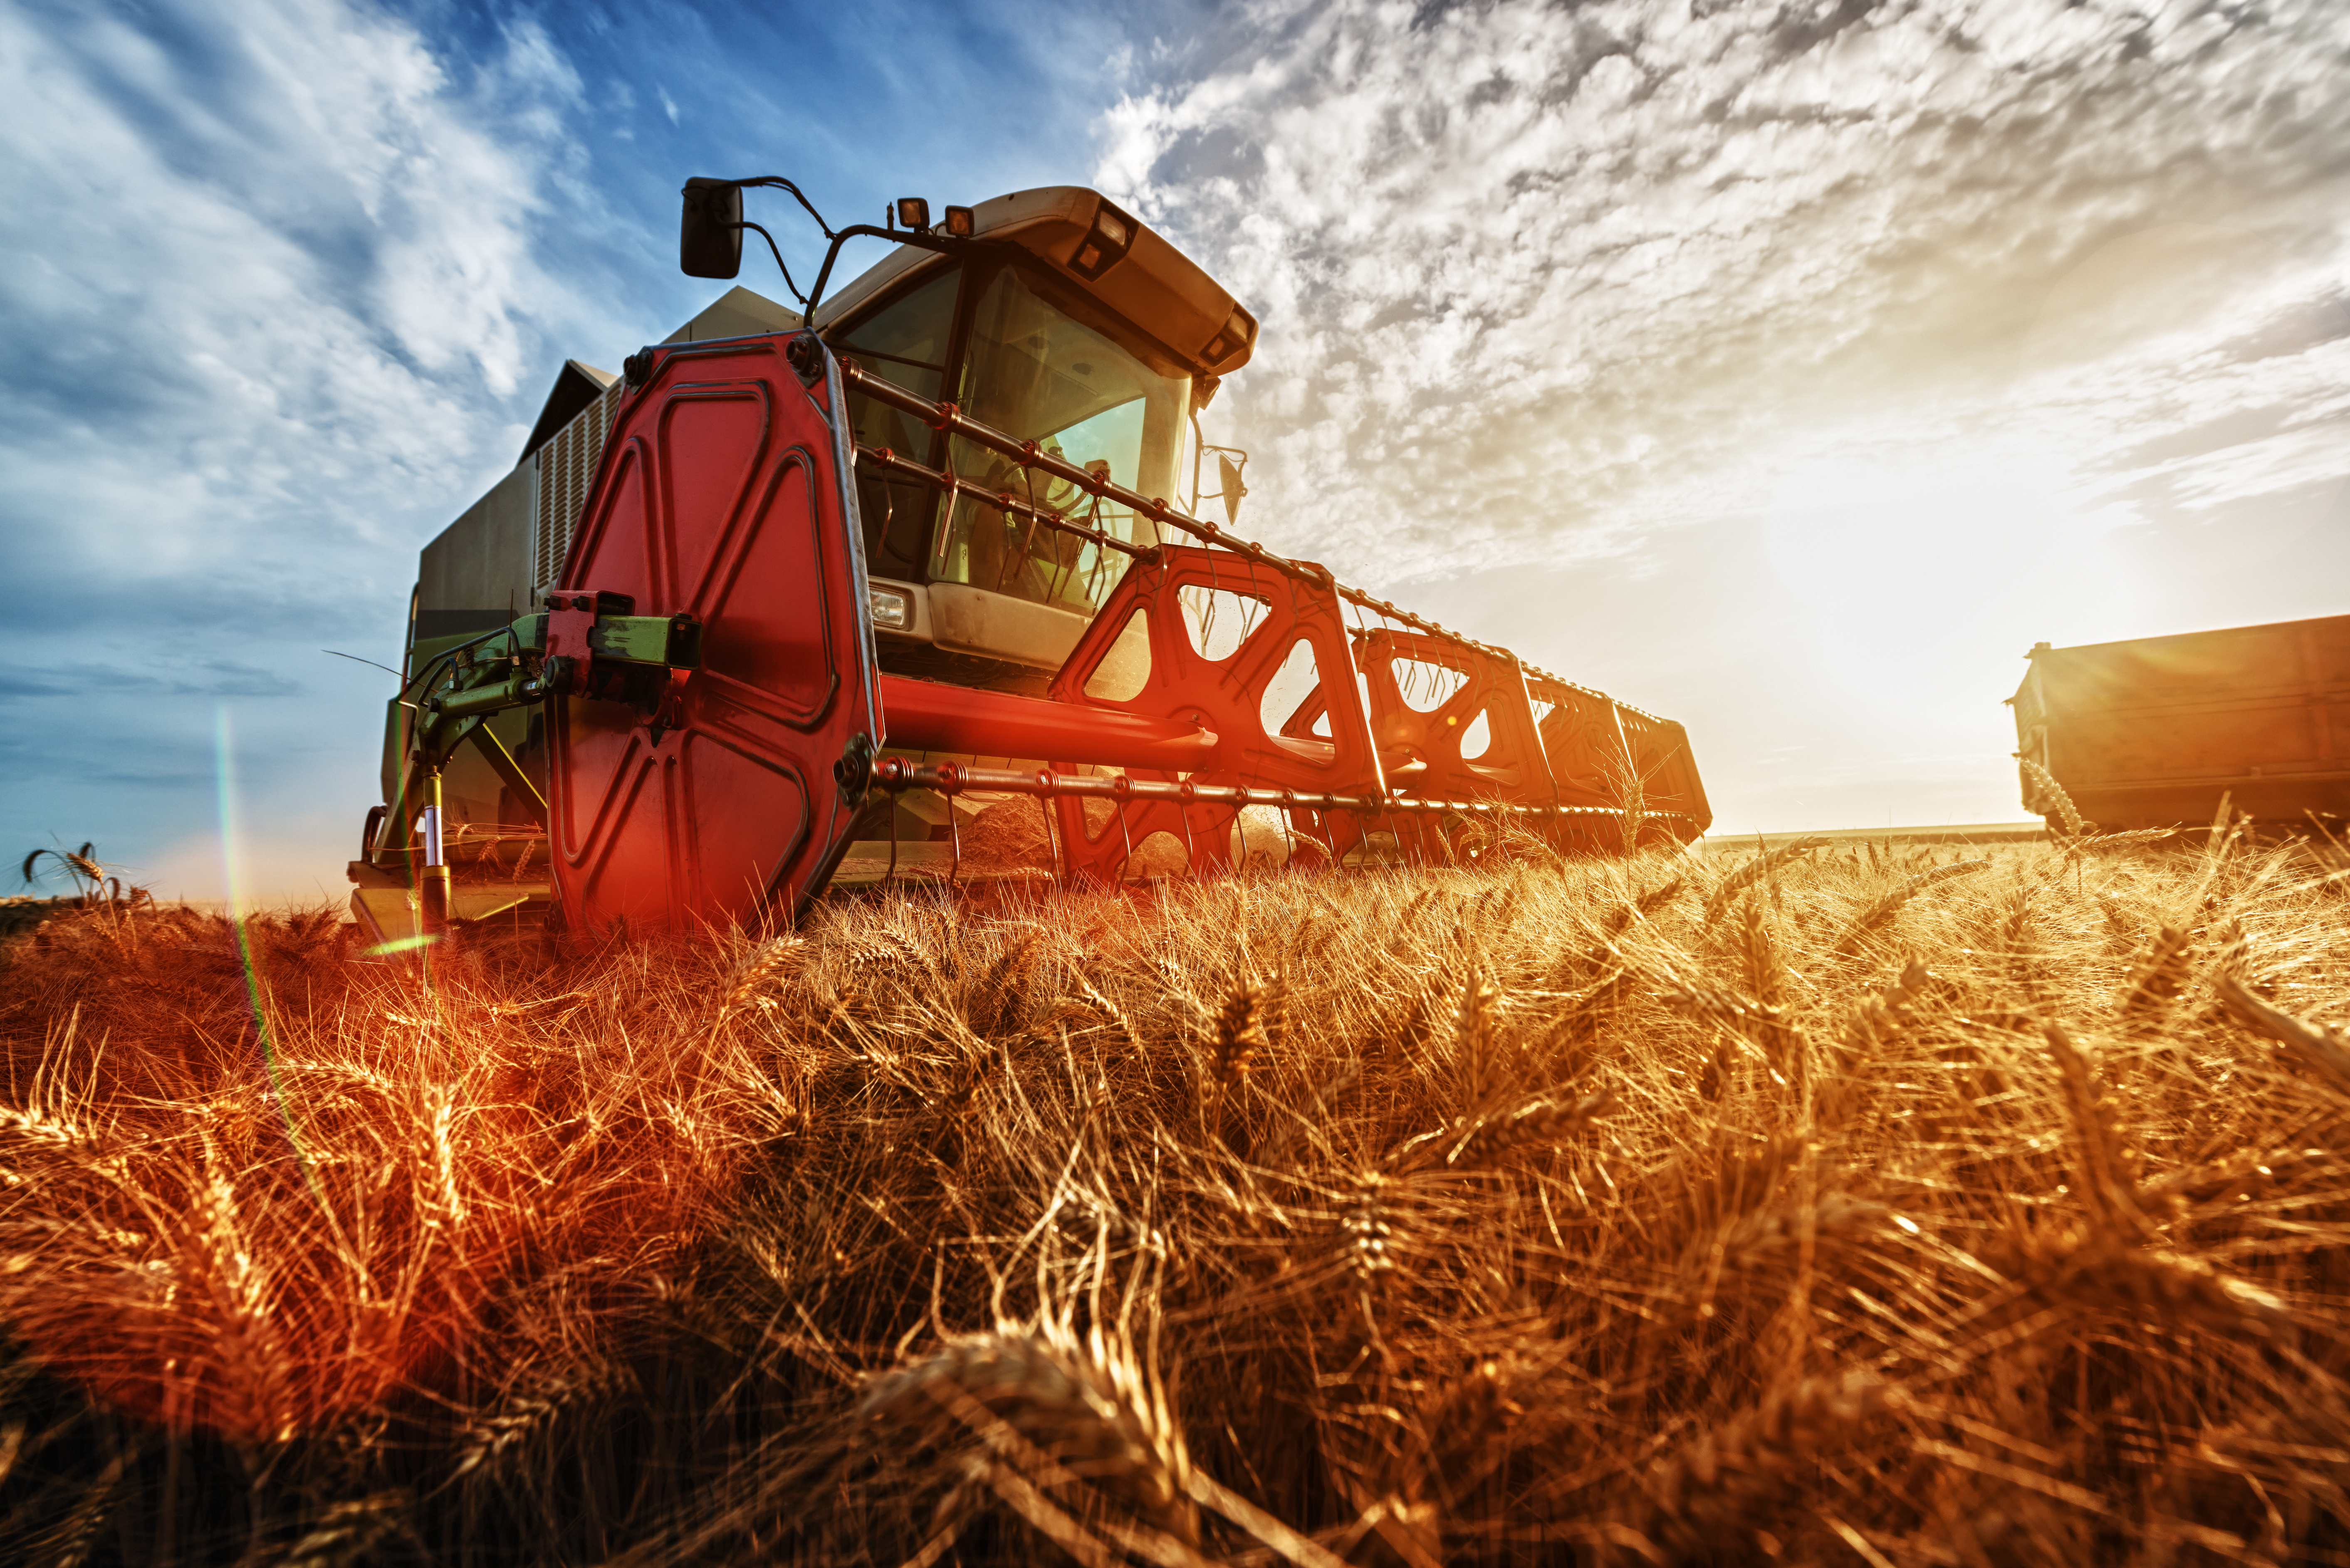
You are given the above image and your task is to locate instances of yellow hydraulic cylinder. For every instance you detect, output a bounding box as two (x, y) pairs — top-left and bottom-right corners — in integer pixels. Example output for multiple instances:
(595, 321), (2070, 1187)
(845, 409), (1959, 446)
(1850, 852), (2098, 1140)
(420, 769), (451, 928)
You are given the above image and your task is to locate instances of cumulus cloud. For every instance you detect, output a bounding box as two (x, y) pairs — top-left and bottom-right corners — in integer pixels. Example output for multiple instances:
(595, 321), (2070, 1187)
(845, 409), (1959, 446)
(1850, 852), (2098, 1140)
(1100, 0), (2350, 583)
(0, 0), (596, 620)
(0, 0), (628, 891)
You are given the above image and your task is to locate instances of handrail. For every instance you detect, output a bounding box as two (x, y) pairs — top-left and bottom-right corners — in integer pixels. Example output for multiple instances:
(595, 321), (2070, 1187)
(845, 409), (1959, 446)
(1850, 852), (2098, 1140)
(834, 356), (1669, 724)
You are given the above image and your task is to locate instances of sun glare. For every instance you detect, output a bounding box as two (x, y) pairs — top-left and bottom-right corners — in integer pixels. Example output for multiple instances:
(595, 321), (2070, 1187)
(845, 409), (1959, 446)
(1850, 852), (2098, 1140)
(1763, 442), (2141, 712)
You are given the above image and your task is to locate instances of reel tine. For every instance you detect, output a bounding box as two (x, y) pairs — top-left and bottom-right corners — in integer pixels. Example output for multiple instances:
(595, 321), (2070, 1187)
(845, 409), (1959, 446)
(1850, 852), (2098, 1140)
(947, 791), (963, 889)
(1038, 792), (1060, 882)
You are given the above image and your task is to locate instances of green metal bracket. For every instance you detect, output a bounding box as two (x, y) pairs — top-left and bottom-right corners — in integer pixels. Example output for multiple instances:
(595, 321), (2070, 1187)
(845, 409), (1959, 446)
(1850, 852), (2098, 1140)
(589, 614), (703, 668)
(366, 602), (694, 875)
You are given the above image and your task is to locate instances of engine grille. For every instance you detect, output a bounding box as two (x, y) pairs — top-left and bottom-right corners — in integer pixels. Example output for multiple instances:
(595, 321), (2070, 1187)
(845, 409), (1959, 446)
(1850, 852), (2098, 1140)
(534, 379), (624, 591)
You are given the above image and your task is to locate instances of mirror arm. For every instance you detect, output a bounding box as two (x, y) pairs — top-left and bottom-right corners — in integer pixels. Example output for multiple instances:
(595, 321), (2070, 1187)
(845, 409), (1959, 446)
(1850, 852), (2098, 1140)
(735, 220), (805, 306)
(690, 171), (1003, 326)
(804, 225), (982, 323)
(725, 175), (836, 240)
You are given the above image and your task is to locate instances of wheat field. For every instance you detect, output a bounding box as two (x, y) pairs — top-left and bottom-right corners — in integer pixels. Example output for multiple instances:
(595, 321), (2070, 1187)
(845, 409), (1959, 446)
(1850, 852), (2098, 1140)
(1, 826), (2347, 1566)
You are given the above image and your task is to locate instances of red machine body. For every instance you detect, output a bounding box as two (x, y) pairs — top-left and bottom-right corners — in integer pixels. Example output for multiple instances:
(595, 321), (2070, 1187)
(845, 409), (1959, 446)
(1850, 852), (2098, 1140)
(548, 336), (881, 931)
(356, 183), (1712, 945)
(516, 331), (1712, 934)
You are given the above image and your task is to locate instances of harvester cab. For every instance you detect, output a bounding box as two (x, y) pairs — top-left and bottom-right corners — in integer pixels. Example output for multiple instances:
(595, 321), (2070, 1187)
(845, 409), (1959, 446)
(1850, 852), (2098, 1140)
(350, 178), (1711, 946)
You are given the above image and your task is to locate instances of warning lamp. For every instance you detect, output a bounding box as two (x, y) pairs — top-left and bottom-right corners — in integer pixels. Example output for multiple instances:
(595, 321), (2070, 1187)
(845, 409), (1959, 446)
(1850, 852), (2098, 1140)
(942, 205), (975, 237)
(894, 196), (932, 232)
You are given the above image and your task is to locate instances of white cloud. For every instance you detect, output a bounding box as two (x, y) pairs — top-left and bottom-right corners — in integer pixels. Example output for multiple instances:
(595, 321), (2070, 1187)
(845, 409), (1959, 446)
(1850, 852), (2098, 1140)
(0, 0), (631, 897)
(1100, 0), (2350, 585)
(0, 0), (598, 604)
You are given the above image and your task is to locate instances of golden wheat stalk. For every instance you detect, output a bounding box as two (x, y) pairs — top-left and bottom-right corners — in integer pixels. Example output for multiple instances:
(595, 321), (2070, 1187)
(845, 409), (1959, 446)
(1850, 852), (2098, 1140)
(1211, 985), (1266, 1087)
(1644, 1369), (1902, 1526)
(1651, 964), (1762, 1030)
(1443, 1086), (1617, 1169)
(859, 1321), (1196, 1541)
(1837, 859), (1991, 953)
(722, 935), (807, 1017)
(2019, 759), (2092, 836)
(1619, 874), (1688, 934)
(2216, 970), (2350, 1099)
(2117, 924), (2194, 1028)
(1704, 837), (1828, 923)
(2040, 1022), (2148, 1235)
(280, 1492), (418, 1568)
(2010, 1223), (2292, 1336)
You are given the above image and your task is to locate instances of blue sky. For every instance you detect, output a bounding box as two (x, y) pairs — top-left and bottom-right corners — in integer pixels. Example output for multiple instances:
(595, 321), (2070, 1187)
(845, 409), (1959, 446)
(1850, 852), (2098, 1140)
(4, 0), (2346, 901)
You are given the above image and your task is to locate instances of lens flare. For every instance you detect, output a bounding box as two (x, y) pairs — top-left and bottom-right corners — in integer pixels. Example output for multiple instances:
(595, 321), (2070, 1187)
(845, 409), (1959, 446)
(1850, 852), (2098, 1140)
(216, 704), (327, 1211)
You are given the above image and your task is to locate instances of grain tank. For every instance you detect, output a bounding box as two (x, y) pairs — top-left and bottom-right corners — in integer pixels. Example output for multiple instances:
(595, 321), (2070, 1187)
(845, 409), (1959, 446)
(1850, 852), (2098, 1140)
(2010, 614), (2350, 832)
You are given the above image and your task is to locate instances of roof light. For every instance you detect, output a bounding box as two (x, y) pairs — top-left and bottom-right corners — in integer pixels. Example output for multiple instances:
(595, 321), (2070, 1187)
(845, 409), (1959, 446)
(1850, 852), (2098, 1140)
(1068, 199), (1138, 281)
(1201, 304), (1259, 368)
(942, 205), (975, 237)
(894, 197), (932, 232)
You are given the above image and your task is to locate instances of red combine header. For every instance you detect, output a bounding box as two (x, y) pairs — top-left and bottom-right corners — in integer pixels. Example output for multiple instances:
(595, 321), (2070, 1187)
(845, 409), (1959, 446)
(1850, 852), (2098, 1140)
(351, 182), (1709, 942)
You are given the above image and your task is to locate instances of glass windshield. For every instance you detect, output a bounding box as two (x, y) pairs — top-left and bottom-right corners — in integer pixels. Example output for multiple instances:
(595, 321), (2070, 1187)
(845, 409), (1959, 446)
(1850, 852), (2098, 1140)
(838, 268), (959, 579)
(934, 264), (1187, 616)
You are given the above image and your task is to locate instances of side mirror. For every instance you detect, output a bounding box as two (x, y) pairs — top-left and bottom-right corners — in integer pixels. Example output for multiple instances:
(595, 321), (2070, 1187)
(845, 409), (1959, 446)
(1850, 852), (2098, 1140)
(680, 178), (742, 279)
(1217, 451), (1248, 523)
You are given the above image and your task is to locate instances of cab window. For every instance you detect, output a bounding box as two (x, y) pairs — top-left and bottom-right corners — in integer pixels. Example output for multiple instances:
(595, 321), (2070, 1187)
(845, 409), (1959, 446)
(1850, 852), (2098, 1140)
(932, 262), (1186, 617)
(834, 267), (960, 579)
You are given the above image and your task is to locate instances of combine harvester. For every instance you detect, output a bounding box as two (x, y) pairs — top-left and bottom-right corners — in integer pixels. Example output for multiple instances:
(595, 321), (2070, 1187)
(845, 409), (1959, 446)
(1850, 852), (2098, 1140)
(350, 181), (1709, 942)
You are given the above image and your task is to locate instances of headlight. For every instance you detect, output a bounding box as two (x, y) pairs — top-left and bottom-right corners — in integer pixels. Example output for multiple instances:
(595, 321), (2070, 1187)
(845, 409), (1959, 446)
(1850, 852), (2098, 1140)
(868, 584), (914, 632)
(1202, 305), (1258, 369)
(1069, 200), (1138, 281)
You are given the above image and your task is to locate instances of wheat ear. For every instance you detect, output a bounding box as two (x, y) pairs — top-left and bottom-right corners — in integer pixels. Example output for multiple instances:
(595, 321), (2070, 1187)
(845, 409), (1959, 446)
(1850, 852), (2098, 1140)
(1446, 1086), (1617, 1169)
(2041, 1022), (2147, 1234)
(2013, 1225), (2291, 1335)
(2216, 971), (2350, 1099)
(2117, 925), (2194, 1029)
(1704, 838), (1828, 923)
(859, 1323), (1196, 1541)
(2020, 760), (2092, 836)
(722, 935), (806, 1017)
(1645, 1369), (1900, 1526)
(1838, 859), (1991, 953)
(1210, 984), (1266, 1086)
